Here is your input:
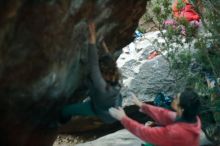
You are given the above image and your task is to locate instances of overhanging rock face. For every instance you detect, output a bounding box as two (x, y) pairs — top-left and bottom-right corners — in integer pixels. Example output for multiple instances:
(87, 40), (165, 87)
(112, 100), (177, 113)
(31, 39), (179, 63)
(0, 0), (147, 145)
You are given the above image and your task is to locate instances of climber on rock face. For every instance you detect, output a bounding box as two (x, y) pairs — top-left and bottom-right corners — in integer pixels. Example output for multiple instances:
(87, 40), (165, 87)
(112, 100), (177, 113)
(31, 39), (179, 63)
(109, 88), (201, 146)
(60, 22), (122, 124)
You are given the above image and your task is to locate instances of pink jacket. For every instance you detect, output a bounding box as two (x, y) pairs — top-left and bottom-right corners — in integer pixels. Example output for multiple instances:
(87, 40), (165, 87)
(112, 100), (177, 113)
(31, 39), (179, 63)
(172, 0), (200, 21)
(121, 104), (201, 146)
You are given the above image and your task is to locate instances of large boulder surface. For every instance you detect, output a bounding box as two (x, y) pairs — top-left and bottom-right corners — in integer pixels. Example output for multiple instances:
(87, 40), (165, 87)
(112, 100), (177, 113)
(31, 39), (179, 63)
(117, 31), (186, 105)
(0, 0), (147, 145)
(75, 129), (144, 146)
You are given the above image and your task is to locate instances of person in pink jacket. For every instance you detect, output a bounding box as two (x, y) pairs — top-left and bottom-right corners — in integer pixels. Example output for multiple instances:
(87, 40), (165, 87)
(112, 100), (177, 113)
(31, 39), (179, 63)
(164, 0), (202, 35)
(109, 88), (201, 146)
(172, 0), (200, 22)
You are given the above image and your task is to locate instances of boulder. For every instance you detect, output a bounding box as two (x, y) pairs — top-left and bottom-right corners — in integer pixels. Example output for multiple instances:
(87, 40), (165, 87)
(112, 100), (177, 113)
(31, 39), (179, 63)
(117, 31), (186, 105)
(0, 0), (147, 145)
(75, 129), (144, 146)
(73, 129), (213, 146)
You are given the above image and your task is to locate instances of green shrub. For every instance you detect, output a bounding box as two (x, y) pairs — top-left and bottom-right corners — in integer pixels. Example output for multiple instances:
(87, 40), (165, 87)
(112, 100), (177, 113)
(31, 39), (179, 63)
(149, 0), (220, 124)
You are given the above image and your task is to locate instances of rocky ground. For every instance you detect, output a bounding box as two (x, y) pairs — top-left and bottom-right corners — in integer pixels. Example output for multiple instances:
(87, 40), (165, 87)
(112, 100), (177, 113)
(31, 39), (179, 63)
(53, 135), (86, 146)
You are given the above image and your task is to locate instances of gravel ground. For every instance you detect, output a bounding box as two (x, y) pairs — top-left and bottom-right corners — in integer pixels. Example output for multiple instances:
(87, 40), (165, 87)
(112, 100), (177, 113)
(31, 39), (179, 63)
(53, 134), (97, 146)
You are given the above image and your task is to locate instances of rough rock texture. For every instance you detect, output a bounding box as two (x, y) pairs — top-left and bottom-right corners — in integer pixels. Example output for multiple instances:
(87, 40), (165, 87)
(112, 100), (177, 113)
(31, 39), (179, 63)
(117, 31), (186, 105)
(0, 0), (148, 145)
(137, 0), (160, 33)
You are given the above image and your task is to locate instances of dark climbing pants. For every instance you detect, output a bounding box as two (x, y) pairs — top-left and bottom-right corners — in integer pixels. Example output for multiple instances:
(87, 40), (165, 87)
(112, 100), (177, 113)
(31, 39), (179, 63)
(62, 99), (96, 118)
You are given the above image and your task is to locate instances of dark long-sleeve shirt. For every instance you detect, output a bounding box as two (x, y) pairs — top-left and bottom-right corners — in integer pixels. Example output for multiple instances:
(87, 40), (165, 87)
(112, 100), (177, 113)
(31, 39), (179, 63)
(88, 44), (122, 123)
